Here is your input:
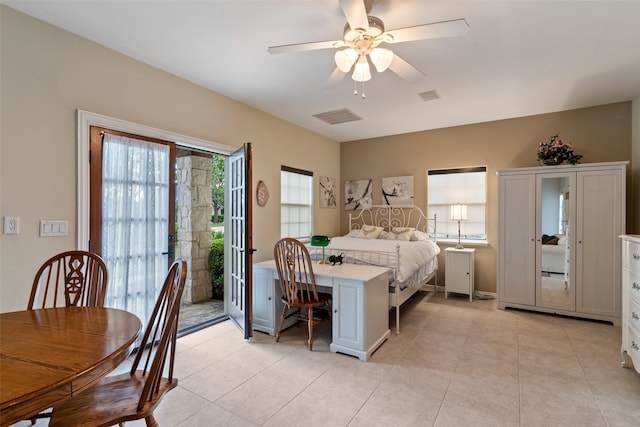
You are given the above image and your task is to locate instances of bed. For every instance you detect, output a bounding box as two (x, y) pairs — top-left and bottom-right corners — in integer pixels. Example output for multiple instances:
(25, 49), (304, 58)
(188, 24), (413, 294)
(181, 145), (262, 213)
(307, 205), (439, 334)
(541, 234), (568, 274)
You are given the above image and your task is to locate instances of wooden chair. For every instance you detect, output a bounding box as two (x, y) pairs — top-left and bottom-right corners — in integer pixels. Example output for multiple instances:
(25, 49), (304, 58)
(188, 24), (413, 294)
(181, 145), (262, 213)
(274, 238), (331, 350)
(28, 250), (108, 310)
(49, 259), (187, 427)
(26, 250), (108, 424)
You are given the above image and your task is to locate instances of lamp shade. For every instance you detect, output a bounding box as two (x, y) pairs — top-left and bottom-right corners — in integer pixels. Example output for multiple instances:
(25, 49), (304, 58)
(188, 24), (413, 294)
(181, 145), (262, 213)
(335, 48), (358, 72)
(369, 48), (394, 72)
(450, 204), (468, 221)
(351, 56), (372, 82)
(310, 235), (330, 247)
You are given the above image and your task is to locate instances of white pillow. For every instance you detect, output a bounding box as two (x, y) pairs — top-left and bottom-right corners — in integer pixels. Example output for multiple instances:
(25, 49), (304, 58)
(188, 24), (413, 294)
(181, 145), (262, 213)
(359, 225), (384, 239)
(387, 228), (413, 242)
(556, 234), (567, 245)
(411, 230), (430, 241)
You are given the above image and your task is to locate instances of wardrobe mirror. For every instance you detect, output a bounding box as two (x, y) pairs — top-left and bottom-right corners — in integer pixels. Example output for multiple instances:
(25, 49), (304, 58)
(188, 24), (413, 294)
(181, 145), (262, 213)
(539, 176), (571, 308)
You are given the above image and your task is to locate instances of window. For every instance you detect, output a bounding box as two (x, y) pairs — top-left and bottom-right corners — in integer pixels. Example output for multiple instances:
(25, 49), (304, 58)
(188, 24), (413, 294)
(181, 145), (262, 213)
(281, 166), (313, 239)
(427, 166), (487, 242)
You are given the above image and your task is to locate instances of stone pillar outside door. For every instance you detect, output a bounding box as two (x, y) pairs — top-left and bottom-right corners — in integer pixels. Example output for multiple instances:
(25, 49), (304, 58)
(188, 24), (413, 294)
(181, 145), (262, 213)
(176, 155), (212, 303)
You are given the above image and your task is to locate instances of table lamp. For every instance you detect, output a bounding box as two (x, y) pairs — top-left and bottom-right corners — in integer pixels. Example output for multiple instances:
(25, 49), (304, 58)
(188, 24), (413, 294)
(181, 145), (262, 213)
(450, 204), (468, 249)
(310, 235), (330, 264)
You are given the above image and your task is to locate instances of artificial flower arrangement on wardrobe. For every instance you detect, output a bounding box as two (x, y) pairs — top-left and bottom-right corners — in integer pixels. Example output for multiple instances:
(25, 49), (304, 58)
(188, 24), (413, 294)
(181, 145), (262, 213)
(537, 133), (583, 165)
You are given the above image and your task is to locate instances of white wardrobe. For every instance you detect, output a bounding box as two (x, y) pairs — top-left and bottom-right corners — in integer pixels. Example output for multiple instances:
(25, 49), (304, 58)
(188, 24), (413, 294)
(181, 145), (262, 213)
(497, 161), (627, 325)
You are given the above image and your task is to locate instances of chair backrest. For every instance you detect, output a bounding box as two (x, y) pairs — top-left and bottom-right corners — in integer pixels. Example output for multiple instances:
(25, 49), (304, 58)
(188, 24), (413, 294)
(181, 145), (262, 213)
(273, 238), (320, 306)
(28, 250), (108, 310)
(130, 259), (187, 411)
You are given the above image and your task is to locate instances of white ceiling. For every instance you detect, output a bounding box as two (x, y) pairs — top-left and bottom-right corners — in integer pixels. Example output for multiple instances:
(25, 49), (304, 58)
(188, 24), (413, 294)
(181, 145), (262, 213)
(4, 0), (640, 142)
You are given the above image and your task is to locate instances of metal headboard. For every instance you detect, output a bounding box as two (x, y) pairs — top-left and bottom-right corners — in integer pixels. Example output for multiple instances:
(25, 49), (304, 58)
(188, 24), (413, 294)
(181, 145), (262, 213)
(348, 205), (436, 236)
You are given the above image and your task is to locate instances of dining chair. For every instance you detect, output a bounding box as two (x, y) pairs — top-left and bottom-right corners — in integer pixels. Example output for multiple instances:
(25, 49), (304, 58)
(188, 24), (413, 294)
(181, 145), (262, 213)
(273, 237), (332, 350)
(26, 250), (108, 425)
(49, 259), (187, 427)
(28, 250), (108, 310)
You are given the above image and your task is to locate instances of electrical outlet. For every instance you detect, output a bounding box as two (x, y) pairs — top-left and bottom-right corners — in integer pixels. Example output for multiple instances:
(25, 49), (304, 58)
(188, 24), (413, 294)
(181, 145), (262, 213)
(4, 217), (19, 235)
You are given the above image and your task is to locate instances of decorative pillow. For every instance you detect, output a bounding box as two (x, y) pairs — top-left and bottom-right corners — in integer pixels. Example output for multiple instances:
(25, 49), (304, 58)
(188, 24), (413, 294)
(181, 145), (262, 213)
(347, 229), (361, 238)
(378, 231), (390, 239)
(358, 225), (384, 239)
(411, 230), (430, 241)
(387, 227), (414, 241)
(542, 234), (559, 245)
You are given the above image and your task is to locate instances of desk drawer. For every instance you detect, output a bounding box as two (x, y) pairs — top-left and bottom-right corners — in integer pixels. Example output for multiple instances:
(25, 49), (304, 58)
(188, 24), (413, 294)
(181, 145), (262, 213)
(313, 274), (333, 287)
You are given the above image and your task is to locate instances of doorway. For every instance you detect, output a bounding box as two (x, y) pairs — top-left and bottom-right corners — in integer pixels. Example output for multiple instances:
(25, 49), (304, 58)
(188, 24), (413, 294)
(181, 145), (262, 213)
(78, 111), (252, 338)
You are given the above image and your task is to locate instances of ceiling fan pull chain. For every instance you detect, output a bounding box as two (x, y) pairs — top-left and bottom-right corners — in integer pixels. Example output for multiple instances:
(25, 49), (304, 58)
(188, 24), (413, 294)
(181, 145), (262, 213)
(353, 80), (358, 96)
(361, 82), (366, 99)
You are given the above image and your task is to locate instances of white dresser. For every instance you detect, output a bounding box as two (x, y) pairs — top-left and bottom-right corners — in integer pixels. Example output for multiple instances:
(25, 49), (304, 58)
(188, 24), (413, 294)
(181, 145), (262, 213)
(621, 234), (640, 373)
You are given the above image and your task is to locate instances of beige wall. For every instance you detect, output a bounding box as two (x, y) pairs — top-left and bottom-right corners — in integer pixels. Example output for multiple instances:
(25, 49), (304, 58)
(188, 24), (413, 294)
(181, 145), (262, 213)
(0, 7), (341, 311)
(341, 103), (633, 293)
(632, 93), (640, 234)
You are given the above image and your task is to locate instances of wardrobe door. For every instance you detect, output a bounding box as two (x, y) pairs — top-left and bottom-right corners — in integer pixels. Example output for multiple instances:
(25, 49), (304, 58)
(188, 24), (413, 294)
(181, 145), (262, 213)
(498, 173), (536, 306)
(575, 168), (623, 317)
(536, 173), (576, 312)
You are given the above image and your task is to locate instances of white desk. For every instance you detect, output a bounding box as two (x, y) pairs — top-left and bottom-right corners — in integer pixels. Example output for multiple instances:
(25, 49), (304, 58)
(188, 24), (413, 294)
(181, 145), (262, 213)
(253, 260), (391, 361)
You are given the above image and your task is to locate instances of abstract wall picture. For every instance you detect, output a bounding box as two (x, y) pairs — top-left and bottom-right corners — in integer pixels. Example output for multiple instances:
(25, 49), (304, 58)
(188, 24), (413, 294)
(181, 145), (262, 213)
(319, 176), (336, 208)
(382, 176), (414, 206)
(345, 179), (372, 210)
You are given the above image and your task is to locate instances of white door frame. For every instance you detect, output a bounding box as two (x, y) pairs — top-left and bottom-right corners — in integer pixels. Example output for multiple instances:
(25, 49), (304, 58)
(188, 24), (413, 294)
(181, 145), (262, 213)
(76, 110), (232, 249)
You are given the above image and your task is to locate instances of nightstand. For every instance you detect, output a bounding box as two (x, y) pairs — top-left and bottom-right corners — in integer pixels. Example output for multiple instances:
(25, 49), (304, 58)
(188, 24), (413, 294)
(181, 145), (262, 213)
(445, 247), (475, 302)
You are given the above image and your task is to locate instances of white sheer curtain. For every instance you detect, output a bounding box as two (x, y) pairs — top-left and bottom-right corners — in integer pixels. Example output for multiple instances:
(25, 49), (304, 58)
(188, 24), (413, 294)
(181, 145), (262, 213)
(102, 133), (170, 325)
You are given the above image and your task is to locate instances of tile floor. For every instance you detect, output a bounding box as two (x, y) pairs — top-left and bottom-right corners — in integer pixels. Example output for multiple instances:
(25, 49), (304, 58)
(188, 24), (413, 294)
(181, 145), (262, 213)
(20, 291), (640, 426)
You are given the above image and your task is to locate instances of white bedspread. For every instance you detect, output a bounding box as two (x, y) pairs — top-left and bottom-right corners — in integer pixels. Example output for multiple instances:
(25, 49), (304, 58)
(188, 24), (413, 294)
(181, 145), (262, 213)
(324, 236), (440, 285)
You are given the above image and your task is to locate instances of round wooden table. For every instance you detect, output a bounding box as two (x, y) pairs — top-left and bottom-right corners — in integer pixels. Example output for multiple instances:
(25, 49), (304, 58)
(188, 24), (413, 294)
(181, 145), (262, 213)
(0, 307), (141, 426)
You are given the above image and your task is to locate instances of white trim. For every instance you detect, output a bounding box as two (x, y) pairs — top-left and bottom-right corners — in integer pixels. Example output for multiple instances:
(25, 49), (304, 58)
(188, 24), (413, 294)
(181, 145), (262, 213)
(77, 109), (233, 249)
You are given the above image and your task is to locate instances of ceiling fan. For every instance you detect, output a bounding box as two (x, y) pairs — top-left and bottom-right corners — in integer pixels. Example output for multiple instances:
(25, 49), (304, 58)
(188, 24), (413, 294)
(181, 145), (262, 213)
(267, 0), (469, 95)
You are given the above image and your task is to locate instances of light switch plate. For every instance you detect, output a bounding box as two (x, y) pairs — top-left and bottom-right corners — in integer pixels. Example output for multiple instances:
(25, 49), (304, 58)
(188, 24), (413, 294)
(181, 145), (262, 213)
(40, 220), (69, 237)
(3, 217), (19, 234)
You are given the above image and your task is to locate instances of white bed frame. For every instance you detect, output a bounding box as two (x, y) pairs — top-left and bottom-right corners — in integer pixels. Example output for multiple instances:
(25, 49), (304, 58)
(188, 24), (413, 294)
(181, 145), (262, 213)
(311, 205), (438, 334)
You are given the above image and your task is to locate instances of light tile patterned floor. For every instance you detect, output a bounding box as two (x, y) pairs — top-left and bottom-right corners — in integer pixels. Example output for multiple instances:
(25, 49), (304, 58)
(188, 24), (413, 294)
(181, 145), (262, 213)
(18, 291), (640, 426)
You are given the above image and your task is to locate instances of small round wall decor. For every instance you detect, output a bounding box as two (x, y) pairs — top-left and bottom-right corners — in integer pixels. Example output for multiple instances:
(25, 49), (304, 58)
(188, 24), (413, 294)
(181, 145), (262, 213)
(257, 180), (269, 206)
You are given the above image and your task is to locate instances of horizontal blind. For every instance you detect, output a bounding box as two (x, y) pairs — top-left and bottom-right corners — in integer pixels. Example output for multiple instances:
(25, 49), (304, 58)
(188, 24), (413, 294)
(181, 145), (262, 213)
(428, 166), (487, 240)
(281, 167), (313, 239)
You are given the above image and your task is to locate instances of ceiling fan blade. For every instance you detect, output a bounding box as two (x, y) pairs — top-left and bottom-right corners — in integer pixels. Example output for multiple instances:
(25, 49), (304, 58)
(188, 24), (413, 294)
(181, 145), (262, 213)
(339, 0), (369, 31)
(388, 55), (424, 82)
(326, 67), (347, 88)
(385, 19), (469, 44)
(268, 40), (344, 55)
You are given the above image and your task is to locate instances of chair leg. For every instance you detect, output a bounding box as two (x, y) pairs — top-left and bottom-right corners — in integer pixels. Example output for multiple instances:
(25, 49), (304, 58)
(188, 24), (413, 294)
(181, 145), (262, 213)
(275, 306), (288, 342)
(308, 307), (314, 351)
(325, 300), (332, 320)
(145, 414), (159, 427)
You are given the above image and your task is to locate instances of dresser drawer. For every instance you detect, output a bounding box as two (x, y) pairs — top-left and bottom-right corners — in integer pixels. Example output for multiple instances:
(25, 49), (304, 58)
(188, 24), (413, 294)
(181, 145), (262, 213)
(627, 295), (640, 332)
(623, 324), (640, 370)
(623, 239), (640, 272)
(624, 267), (640, 305)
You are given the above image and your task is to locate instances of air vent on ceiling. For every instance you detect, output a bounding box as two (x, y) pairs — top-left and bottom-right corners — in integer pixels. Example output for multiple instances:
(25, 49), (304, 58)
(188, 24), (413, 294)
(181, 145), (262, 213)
(312, 108), (362, 125)
(419, 90), (440, 102)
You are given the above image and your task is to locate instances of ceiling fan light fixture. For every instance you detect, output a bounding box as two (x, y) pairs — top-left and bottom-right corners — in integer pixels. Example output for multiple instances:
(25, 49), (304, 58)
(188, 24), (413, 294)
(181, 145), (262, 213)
(335, 48), (359, 72)
(352, 55), (371, 82)
(369, 48), (394, 72)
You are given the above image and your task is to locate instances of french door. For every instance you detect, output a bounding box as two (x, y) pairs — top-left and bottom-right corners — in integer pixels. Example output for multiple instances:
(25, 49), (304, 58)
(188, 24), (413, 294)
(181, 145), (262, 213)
(89, 126), (175, 325)
(226, 143), (253, 339)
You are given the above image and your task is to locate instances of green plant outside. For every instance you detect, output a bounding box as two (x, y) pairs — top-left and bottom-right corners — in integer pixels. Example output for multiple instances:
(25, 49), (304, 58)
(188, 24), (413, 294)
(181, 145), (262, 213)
(208, 236), (224, 299)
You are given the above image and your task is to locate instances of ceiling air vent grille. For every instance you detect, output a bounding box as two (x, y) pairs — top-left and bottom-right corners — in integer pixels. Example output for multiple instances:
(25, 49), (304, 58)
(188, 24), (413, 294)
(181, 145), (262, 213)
(419, 90), (440, 102)
(313, 109), (362, 125)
